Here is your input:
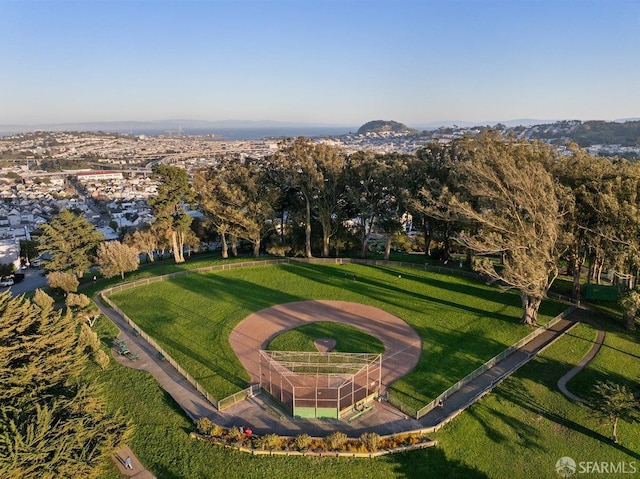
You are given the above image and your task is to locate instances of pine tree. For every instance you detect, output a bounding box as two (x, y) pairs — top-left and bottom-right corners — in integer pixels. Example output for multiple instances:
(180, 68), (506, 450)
(0, 291), (127, 478)
(37, 209), (105, 278)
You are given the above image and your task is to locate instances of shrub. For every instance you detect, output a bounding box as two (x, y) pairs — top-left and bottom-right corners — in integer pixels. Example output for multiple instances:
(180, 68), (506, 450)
(324, 431), (348, 451)
(257, 433), (280, 450)
(93, 350), (110, 370)
(294, 433), (312, 451)
(210, 423), (224, 437)
(359, 431), (381, 452)
(195, 417), (215, 436)
(227, 426), (243, 441)
(266, 243), (292, 257)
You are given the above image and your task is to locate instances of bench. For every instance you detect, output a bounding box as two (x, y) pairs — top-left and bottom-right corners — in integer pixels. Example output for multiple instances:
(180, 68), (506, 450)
(126, 353), (140, 361)
(157, 352), (166, 361)
(114, 338), (126, 346)
(132, 328), (140, 337)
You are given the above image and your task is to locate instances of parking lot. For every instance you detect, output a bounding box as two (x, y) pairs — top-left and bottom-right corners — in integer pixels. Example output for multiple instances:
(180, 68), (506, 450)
(4, 267), (48, 296)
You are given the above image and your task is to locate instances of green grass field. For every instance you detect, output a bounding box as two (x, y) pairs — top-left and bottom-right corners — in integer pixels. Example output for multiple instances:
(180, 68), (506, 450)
(92, 291), (640, 478)
(109, 262), (568, 409)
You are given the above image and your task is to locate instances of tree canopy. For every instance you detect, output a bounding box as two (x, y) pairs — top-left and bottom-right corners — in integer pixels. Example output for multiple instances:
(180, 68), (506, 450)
(0, 291), (126, 478)
(96, 240), (140, 279)
(37, 209), (105, 278)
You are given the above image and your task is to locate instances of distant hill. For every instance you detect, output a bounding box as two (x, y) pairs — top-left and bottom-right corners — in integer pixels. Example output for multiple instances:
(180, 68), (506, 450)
(357, 120), (418, 135)
(522, 120), (640, 147)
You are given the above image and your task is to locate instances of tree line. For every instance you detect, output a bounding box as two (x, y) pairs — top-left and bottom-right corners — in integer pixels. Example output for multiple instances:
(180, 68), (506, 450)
(35, 134), (640, 327)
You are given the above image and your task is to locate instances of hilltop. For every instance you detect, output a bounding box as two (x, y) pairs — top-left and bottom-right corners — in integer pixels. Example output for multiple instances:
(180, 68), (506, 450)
(356, 120), (418, 135)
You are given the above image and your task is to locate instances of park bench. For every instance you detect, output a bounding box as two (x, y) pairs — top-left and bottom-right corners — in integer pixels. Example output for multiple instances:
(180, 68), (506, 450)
(118, 345), (130, 355)
(132, 328), (140, 337)
(126, 352), (140, 361)
(157, 351), (166, 361)
(114, 337), (126, 346)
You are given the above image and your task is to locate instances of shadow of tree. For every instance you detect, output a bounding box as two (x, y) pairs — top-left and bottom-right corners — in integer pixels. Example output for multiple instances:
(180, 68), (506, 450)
(389, 446), (490, 478)
(498, 356), (640, 461)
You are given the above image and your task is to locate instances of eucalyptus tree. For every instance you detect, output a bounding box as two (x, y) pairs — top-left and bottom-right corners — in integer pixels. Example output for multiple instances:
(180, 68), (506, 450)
(124, 226), (158, 262)
(376, 153), (413, 260)
(411, 141), (468, 260)
(606, 159), (640, 290)
(271, 137), (347, 257)
(96, 240), (140, 279)
(312, 143), (348, 257)
(37, 209), (104, 278)
(438, 135), (571, 325)
(148, 165), (194, 263)
(555, 149), (640, 299)
(554, 147), (620, 300)
(194, 158), (277, 257)
(344, 151), (401, 259)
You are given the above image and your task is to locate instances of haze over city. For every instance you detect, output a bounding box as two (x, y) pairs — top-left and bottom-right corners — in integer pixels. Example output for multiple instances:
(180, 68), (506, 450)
(1, 0), (639, 128)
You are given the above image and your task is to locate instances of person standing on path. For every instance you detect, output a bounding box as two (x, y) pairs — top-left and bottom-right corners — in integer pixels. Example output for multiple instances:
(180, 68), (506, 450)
(125, 456), (133, 470)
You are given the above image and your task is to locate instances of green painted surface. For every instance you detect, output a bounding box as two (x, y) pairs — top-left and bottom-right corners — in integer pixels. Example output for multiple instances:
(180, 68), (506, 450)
(294, 406), (338, 419)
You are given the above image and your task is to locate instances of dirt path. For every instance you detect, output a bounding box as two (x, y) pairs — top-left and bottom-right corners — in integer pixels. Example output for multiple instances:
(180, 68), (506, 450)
(229, 300), (423, 394)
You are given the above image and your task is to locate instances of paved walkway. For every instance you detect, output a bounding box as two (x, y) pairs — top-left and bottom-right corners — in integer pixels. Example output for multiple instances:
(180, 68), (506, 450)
(557, 309), (605, 404)
(95, 295), (593, 438)
(112, 445), (155, 479)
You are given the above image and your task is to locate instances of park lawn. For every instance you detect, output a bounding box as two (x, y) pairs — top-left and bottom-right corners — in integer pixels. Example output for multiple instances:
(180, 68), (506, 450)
(90, 315), (460, 479)
(92, 297), (640, 478)
(561, 315), (640, 401)
(109, 261), (567, 410)
(433, 316), (640, 479)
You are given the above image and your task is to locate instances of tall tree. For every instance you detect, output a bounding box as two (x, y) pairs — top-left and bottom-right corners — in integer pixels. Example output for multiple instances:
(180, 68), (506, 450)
(411, 142), (467, 260)
(148, 165), (194, 264)
(553, 147), (640, 301)
(271, 138), (346, 257)
(37, 209), (104, 278)
(19, 240), (39, 264)
(311, 143), (348, 257)
(194, 159), (276, 257)
(124, 227), (157, 262)
(344, 152), (399, 258)
(96, 240), (140, 279)
(432, 135), (570, 325)
(0, 291), (127, 477)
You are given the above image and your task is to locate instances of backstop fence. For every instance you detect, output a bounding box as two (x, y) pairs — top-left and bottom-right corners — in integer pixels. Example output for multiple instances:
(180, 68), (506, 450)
(259, 350), (382, 419)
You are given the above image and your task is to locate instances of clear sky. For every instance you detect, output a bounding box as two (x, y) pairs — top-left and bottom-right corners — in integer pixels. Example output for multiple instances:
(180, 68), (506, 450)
(1, 0), (638, 126)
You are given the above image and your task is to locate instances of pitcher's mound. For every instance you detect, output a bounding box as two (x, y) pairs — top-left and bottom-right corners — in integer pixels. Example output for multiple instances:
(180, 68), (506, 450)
(314, 338), (336, 352)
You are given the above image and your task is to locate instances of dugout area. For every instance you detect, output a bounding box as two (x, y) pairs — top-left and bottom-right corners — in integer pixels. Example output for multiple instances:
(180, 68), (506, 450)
(259, 350), (382, 419)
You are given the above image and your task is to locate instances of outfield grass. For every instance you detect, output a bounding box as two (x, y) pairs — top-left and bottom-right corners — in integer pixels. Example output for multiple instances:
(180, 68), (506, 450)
(433, 314), (640, 478)
(92, 292), (640, 479)
(109, 262), (567, 410)
(266, 322), (385, 353)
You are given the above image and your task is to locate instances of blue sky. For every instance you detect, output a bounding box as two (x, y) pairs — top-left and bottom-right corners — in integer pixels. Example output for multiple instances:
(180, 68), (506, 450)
(1, 0), (638, 126)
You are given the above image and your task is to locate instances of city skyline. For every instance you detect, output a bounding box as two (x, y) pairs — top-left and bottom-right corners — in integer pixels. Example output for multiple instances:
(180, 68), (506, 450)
(1, 0), (639, 127)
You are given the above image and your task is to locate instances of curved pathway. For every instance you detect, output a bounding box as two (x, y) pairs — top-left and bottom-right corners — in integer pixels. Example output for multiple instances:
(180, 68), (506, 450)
(229, 300), (422, 394)
(557, 308), (605, 404)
